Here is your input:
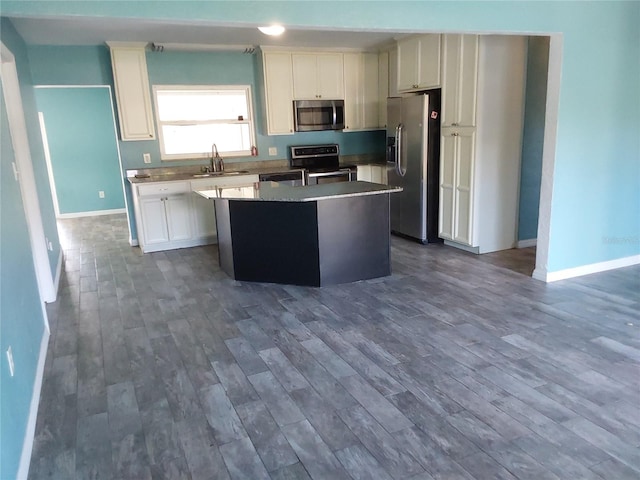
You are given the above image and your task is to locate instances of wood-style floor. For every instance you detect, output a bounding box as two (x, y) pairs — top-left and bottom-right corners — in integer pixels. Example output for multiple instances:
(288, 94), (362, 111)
(29, 214), (640, 479)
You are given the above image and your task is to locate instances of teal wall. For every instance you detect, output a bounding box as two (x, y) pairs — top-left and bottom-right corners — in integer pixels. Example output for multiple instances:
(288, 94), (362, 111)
(6, 0), (638, 273)
(34, 87), (125, 214)
(0, 58), (46, 480)
(518, 36), (549, 242)
(28, 45), (113, 85)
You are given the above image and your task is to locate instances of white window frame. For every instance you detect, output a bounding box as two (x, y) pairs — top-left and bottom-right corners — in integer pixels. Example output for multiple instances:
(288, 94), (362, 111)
(152, 84), (256, 161)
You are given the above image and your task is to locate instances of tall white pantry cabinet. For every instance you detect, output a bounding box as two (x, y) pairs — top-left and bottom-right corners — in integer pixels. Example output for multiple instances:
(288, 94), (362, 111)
(439, 35), (527, 254)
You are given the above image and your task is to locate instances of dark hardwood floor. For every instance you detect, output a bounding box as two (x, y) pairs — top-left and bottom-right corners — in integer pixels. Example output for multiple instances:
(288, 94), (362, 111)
(29, 213), (640, 479)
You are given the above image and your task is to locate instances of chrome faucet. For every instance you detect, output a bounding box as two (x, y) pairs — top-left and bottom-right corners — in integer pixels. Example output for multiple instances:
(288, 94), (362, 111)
(211, 143), (224, 172)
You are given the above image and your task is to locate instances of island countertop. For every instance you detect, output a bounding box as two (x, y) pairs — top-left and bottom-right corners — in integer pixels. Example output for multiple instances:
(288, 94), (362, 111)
(195, 181), (402, 202)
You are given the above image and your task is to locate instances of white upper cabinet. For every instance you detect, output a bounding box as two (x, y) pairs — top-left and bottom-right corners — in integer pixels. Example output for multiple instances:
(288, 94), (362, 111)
(441, 34), (479, 127)
(343, 53), (362, 130)
(362, 53), (380, 129)
(107, 42), (156, 141)
(397, 34), (441, 92)
(377, 51), (389, 128)
(261, 51), (295, 135)
(343, 52), (380, 131)
(292, 53), (344, 99)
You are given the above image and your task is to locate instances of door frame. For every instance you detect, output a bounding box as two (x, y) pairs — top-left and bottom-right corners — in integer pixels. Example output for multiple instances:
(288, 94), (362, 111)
(34, 85), (130, 221)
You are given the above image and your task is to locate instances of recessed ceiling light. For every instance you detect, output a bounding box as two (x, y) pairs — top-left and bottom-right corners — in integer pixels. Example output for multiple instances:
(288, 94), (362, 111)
(258, 25), (285, 36)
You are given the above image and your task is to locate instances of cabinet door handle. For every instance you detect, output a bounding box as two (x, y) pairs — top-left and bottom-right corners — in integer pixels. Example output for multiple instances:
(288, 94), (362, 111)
(452, 122), (459, 127)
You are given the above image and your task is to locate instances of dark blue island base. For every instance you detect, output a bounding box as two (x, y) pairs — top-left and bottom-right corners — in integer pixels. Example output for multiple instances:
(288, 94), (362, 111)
(214, 193), (392, 286)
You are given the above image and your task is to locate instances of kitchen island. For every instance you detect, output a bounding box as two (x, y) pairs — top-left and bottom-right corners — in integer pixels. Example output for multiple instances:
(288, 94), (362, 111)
(196, 181), (402, 286)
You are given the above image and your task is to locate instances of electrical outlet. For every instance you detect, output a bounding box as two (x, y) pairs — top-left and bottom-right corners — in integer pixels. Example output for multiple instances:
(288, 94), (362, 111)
(7, 346), (14, 377)
(99, 191), (105, 198)
(268, 147), (277, 156)
(45, 237), (53, 251)
(143, 153), (151, 164)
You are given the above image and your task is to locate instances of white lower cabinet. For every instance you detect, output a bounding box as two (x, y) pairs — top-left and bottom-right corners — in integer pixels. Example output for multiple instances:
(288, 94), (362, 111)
(139, 197), (170, 245)
(133, 174), (258, 253)
(357, 164), (388, 184)
(439, 127), (475, 245)
(189, 174), (258, 243)
(190, 192), (217, 240)
(139, 194), (192, 246)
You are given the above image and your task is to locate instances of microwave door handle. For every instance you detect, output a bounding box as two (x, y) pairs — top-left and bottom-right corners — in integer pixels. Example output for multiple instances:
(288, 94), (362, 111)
(332, 101), (337, 128)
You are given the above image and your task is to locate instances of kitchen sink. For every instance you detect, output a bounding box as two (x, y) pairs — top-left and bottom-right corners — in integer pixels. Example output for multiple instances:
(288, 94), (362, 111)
(192, 170), (250, 178)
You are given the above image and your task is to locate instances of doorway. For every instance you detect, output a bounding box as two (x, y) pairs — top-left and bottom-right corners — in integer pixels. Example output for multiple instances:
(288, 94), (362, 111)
(35, 86), (126, 218)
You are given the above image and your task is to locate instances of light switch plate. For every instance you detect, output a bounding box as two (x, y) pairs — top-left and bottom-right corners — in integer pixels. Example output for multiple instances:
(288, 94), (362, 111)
(143, 153), (151, 164)
(268, 147), (277, 156)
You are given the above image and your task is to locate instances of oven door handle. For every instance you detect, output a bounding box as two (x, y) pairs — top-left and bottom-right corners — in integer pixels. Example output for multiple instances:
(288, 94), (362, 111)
(307, 170), (352, 179)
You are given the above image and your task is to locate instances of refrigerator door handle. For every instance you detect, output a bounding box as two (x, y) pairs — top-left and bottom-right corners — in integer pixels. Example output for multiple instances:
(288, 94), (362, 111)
(394, 124), (401, 174)
(395, 123), (406, 177)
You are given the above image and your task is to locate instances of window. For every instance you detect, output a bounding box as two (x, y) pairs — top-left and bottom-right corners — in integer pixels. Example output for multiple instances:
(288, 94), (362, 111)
(153, 85), (256, 160)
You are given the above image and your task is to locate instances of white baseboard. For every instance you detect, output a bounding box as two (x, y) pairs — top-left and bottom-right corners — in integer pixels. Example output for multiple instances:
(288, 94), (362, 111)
(129, 237), (139, 247)
(443, 240), (480, 254)
(56, 208), (126, 219)
(16, 330), (50, 480)
(517, 238), (537, 248)
(535, 254), (640, 283)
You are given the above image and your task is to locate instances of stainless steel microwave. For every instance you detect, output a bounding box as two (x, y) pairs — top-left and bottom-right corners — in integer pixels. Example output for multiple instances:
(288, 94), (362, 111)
(293, 99), (345, 132)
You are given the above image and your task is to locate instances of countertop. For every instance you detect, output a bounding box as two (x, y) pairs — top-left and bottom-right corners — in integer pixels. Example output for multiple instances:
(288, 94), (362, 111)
(126, 153), (386, 184)
(127, 165), (303, 184)
(195, 181), (401, 202)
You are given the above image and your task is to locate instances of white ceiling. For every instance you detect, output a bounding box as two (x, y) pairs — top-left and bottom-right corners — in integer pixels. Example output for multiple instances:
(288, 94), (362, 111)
(9, 16), (406, 50)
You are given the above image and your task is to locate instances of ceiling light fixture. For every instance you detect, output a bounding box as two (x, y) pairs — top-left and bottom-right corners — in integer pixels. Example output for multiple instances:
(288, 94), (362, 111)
(258, 25), (285, 36)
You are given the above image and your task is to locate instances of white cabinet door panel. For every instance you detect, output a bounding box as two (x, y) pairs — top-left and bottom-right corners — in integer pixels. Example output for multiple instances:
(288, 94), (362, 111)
(165, 195), (192, 241)
(263, 52), (295, 135)
(292, 54), (318, 99)
(292, 53), (343, 100)
(397, 35), (441, 92)
(140, 197), (169, 245)
(440, 127), (475, 246)
(441, 34), (478, 127)
(191, 194), (217, 239)
(317, 54), (344, 99)
(109, 46), (156, 140)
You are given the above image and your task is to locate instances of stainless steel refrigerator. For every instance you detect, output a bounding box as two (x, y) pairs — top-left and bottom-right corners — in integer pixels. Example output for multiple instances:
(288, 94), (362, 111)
(386, 90), (441, 243)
